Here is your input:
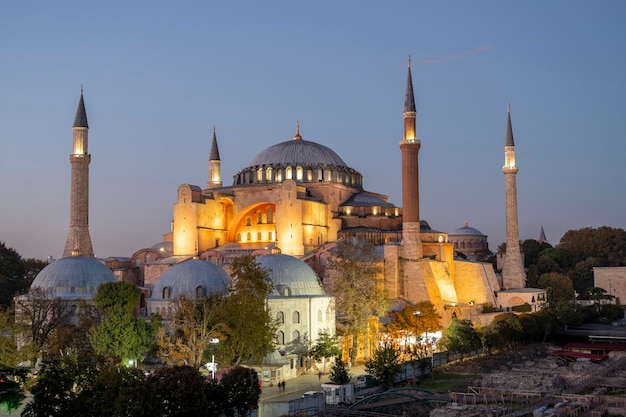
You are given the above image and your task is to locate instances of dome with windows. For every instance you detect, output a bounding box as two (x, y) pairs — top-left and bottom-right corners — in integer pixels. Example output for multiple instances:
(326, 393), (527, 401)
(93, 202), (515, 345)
(30, 256), (116, 298)
(233, 130), (362, 188)
(449, 220), (486, 237)
(255, 254), (325, 296)
(150, 259), (230, 300)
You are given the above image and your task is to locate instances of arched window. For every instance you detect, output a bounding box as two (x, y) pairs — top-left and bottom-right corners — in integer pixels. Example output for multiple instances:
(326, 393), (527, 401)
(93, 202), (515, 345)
(246, 232), (251, 241)
(282, 287), (292, 296)
(296, 166), (303, 181)
(292, 330), (300, 343)
(277, 311), (284, 324)
(236, 233), (242, 241)
(266, 166), (273, 182)
(292, 311), (300, 323)
(276, 169), (283, 182)
(257, 168), (263, 182)
(257, 212), (263, 224)
(317, 310), (322, 322)
(246, 216), (251, 226)
(286, 166), (292, 180)
(268, 231), (273, 241)
(163, 287), (171, 299)
(277, 330), (285, 345)
(196, 286), (204, 299)
(257, 232), (262, 241)
(266, 207), (273, 223)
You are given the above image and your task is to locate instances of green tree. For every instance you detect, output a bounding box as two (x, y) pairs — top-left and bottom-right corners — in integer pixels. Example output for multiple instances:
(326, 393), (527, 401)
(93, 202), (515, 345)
(204, 379), (228, 417)
(559, 226), (626, 267)
(219, 255), (276, 367)
(439, 318), (482, 355)
(221, 366), (261, 417)
(148, 365), (208, 417)
(21, 358), (91, 417)
(90, 282), (160, 365)
(487, 313), (524, 350)
(539, 247), (575, 270)
(157, 295), (224, 367)
(72, 366), (158, 417)
(538, 272), (575, 308)
(0, 242), (28, 308)
(525, 265), (540, 288)
(536, 255), (560, 275)
(365, 343), (402, 390)
(329, 237), (387, 364)
(568, 258), (598, 296)
(522, 239), (552, 268)
(310, 331), (341, 373)
(329, 356), (350, 385)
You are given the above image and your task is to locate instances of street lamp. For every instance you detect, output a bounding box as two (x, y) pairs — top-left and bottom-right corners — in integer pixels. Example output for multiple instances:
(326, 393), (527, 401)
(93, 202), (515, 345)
(412, 310), (421, 348)
(208, 337), (219, 379)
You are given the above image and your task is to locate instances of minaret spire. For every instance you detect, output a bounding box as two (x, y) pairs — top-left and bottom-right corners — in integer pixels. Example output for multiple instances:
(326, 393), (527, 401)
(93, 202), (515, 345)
(207, 126), (222, 189)
(502, 104), (524, 289)
(64, 89), (94, 257)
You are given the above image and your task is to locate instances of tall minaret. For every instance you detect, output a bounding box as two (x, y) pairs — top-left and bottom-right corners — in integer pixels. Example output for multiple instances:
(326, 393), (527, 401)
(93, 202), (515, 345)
(399, 57), (423, 258)
(207, 126), (222, 189)
(63, 89), (94, 257)
(501, 104), (524, 289)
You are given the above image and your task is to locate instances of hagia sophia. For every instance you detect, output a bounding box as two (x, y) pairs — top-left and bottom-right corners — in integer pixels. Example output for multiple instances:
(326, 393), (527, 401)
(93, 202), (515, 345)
(25, 60), (545, 367)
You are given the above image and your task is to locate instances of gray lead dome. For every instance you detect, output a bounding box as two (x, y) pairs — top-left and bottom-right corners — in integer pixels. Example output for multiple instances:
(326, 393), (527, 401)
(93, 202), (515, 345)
(151, 260), (230, 300)
(31, 256), (116, 298)
(255, 254), (325, 296)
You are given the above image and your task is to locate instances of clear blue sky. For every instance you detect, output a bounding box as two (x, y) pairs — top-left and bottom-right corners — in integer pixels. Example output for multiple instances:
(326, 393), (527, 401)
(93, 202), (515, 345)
(1, 1), (625, 260)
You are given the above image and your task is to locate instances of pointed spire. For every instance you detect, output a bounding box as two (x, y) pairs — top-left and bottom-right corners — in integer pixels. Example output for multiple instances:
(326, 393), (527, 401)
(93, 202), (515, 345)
(293, 120), (302, 141)
(73, 87), (89, 128)
(404, 56), (416, 113)
(505, 103), (514, 147)
(539, 225), (547, 243)
(209, 126), (220, 160)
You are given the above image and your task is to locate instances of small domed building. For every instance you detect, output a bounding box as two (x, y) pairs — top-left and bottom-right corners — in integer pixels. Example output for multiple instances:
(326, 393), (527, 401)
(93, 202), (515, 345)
(17, 255), (117, 324)
(146, 259), (230, 317)
(448, 220), (489, 259)
(255, 253), (335, 349)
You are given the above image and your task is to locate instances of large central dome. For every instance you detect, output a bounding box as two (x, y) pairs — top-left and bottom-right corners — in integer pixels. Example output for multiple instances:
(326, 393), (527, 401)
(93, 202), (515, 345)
(233, 128), (363, 188)
(249, 139), (348, 168)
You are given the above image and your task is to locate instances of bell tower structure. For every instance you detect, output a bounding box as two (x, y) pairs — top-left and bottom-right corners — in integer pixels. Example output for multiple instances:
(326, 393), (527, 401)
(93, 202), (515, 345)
(501, 104), (525, 289)
(63, 89), (94, 257)
(399, 57), (423, 258)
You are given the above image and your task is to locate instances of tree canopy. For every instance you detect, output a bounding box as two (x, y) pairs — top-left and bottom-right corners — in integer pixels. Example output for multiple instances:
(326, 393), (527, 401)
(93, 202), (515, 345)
(365, 343), (402, 390)
(329, 237), (387, 363)
(219, 255), (276, 366)
(439, 318), (482, 355)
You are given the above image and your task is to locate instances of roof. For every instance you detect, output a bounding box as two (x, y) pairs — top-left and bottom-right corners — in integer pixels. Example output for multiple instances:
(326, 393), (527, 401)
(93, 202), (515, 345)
(31, 256), (115, 298)
(404, 59), (416, 113)
(249, 139), (349, 169)
(73, 92), (89, 128)
(150, 259), (230, 300)
(340, 192), (395, 208)
(505, 104), (514, 147)
(255, 254), (325, 296)
(449, 220), (486, 237)
(209, 128), (220, 160)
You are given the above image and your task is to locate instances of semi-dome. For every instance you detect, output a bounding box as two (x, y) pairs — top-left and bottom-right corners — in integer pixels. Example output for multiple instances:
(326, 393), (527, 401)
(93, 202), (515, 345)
(30, 256), (116, 298)
(233, 129), (363, 189)
(150, 259), (230, 300)
(255, 253), (325, 296)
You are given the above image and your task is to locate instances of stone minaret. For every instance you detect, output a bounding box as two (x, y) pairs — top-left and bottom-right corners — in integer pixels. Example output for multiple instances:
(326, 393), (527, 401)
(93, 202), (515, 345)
(63, 89), (94, 257)
(501, 104), (524, 289)
(399, 57), (423, 258)
(207, 126), (222, 189)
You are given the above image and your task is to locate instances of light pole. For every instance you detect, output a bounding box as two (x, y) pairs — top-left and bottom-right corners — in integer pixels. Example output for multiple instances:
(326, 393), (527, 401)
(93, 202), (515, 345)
(412, 310), (421, 348)
(209, 337), (219, 379)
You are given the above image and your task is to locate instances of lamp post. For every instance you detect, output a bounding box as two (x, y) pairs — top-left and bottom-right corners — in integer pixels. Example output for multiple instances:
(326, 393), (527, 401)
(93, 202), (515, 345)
(209, 337), (219, 379)
(412, 310), (421, 349)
